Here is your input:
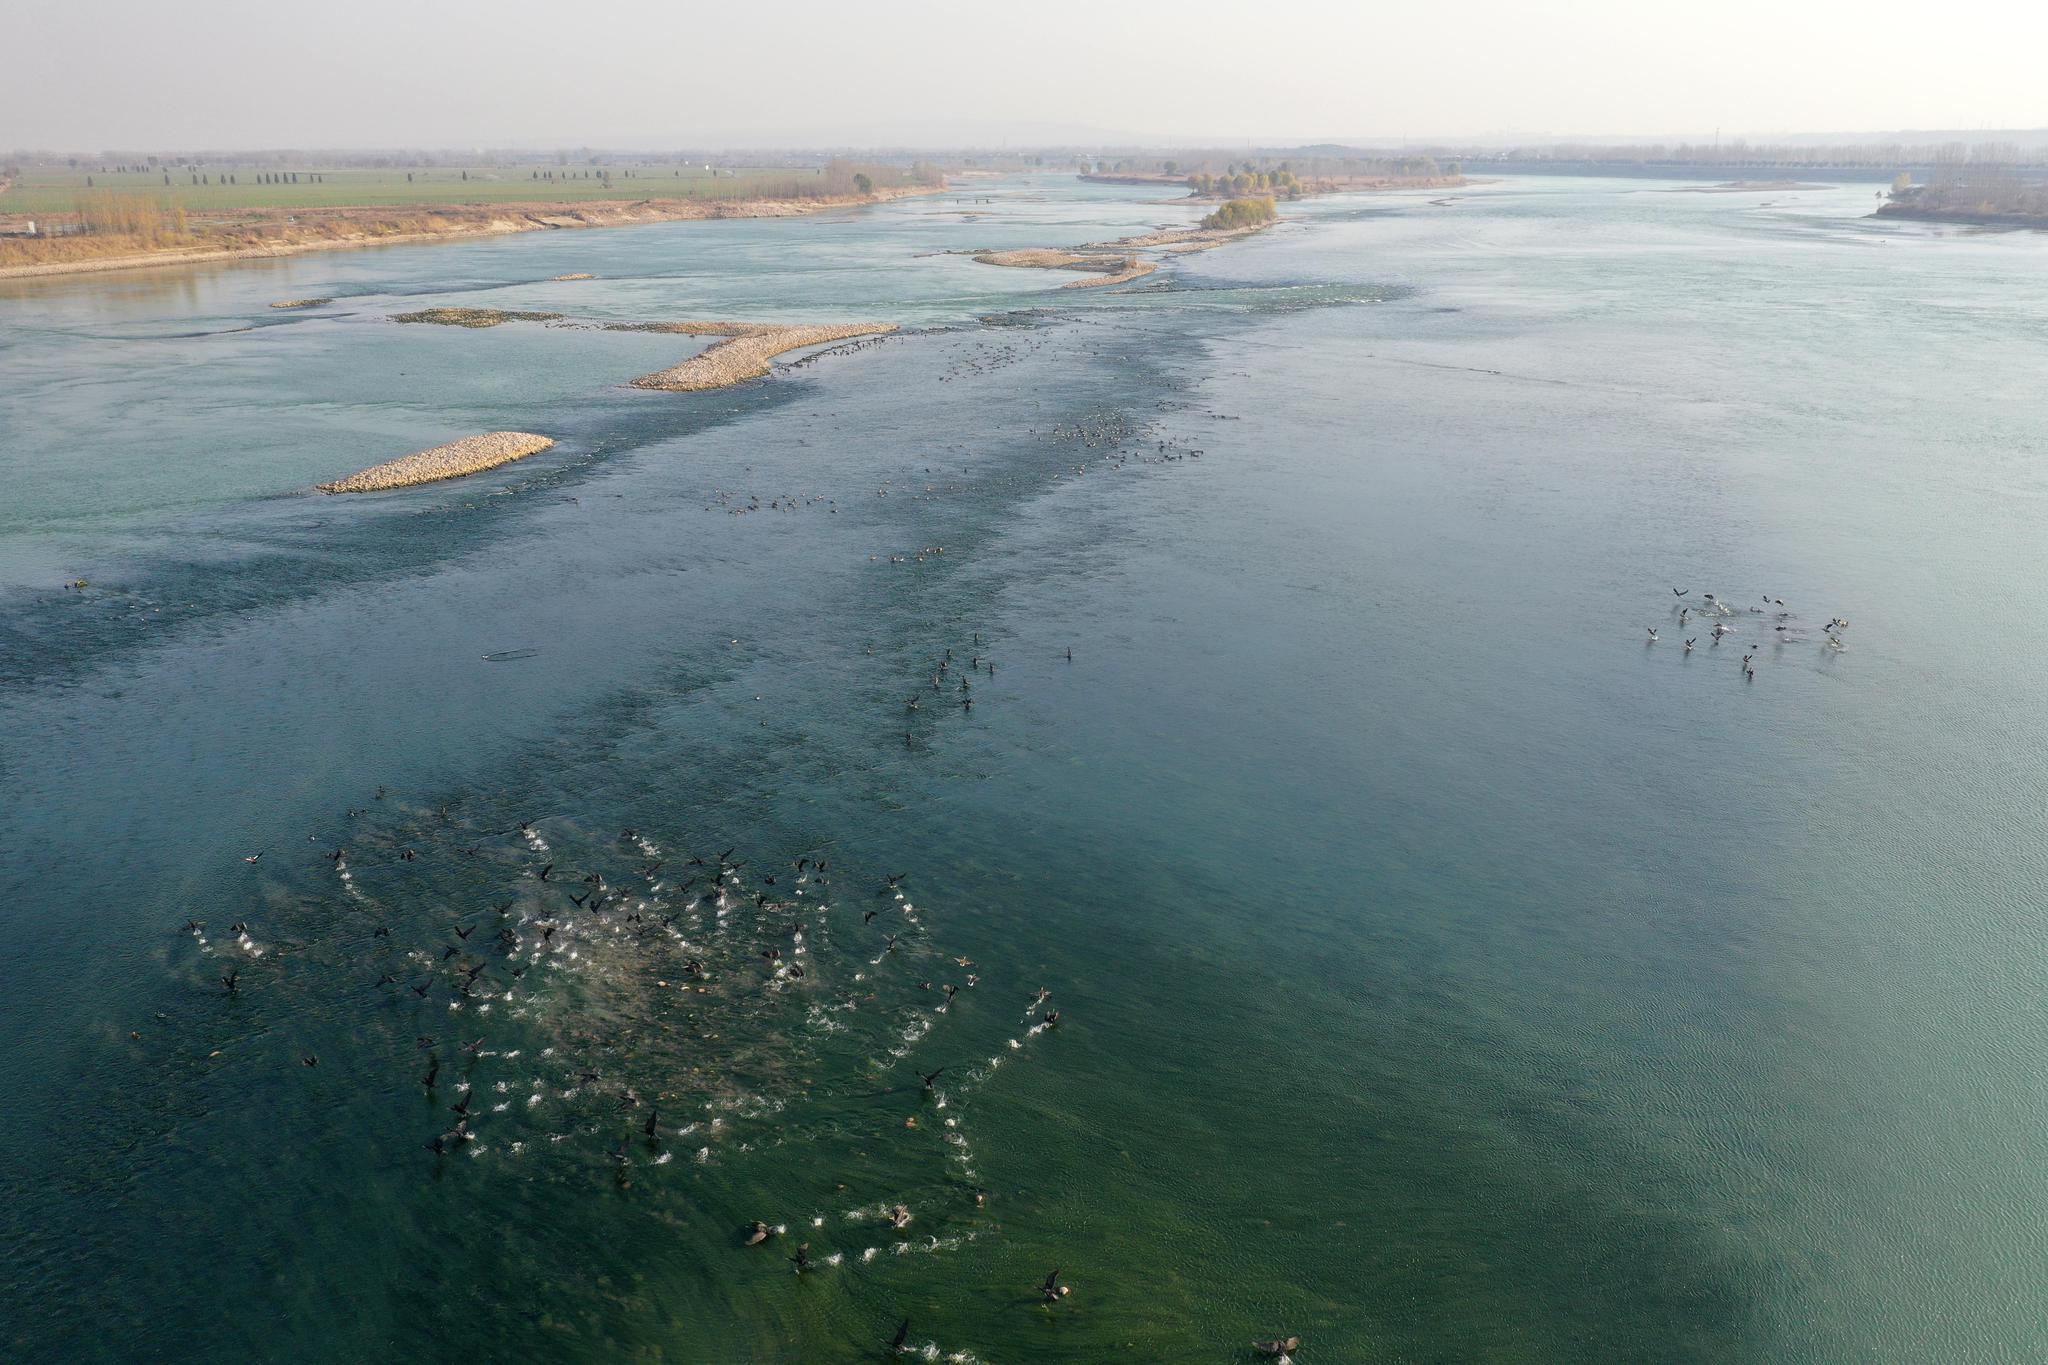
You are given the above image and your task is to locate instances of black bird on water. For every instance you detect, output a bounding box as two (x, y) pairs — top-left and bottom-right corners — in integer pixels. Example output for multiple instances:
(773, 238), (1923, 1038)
(1040, 1268), (1067, 1301)
(918, 1067), (945, 1090)
(221, 969), (240, 995)
(889, 1319), (910, 1355)
(790, 1242), (813, 1273)
(427, 1119), (471, 1155)
(644, 1107), (660, 1139)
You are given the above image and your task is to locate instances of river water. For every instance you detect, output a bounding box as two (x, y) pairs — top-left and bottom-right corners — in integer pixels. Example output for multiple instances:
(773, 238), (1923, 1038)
(2, 174), (2044, 1362)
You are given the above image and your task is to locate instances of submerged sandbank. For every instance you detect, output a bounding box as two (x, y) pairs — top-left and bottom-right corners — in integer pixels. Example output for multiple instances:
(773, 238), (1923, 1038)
(1677, 180), (1834, 193)
(967, 219), (1269, 292)
(317, 432), (556, 493)
(627, 323), (896, 392)
(971, 248), (1159, 288)
(269, 297), (332, 310)
(1086, 223), (1270, 253)
(393, 307), (564, 328)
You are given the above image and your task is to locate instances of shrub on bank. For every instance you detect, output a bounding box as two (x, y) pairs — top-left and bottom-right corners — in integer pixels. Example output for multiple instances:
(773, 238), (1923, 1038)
(1201, 196), (1278, 231)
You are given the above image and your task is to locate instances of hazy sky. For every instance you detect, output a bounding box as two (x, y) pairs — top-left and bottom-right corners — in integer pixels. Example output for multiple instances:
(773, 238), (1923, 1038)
(9, 0), (2046, 149)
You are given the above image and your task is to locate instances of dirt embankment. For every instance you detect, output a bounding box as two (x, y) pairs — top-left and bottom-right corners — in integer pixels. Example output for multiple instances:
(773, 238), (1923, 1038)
(0, 185), (941, 281)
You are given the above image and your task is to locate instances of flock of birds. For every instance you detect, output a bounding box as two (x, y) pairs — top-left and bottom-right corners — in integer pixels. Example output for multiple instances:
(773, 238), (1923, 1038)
(176, 776), (1313, 1362)
(1648, 588), (1851, 680)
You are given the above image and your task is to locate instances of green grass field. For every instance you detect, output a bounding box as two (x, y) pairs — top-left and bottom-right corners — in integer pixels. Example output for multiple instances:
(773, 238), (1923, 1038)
(0, 164), (837, 215)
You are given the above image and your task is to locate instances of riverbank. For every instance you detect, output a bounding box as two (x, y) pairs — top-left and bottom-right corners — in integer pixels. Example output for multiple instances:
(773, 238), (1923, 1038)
(0, 185), (941, 281)
(317, 431), (555, 493)
(627, 322), (897, 391)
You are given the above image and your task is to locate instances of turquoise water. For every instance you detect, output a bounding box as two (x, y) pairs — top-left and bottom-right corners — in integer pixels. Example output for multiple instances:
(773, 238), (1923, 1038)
(3, 175), (2045, 1361)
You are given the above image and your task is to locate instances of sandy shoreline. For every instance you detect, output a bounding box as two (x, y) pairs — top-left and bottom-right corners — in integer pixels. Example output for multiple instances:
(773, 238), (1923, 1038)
(0, 186), (941, 282)
(318, 431), (556, 493)
(627, 323), (897, 391)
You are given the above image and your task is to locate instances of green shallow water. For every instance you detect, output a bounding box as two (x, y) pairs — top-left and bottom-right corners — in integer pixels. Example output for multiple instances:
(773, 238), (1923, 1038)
(1, 175), (2045, 1362)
